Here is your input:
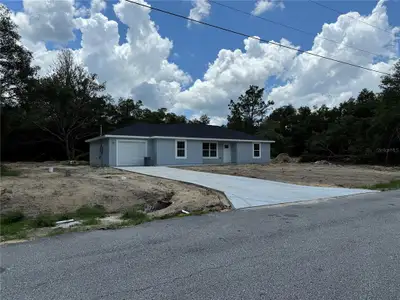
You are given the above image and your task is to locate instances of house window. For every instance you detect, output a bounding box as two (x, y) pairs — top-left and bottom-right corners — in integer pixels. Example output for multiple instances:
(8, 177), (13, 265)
(203, 142), (218, 158)
(253, 143), (261, 158)
(176, 140), (186, 159)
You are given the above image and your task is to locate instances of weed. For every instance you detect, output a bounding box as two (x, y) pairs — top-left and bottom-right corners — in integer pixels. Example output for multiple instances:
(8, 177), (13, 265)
(121, 208), (150, 225)
(1, 210), (25, 225)
(0, 165), (21, 177)
(82, 218), (100, 226)
(31, 214), (56, 228)
(0, 221), (28, 238)
(75, 204), (106, 219)
(362, 180), (400, 191)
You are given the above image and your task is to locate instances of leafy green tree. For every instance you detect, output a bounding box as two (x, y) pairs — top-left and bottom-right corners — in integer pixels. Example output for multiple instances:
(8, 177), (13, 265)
(227, 85), (274, 134)
(0, 4), (38, 105)
(190, 114), (210, 125)
(29, 50), (110, 159)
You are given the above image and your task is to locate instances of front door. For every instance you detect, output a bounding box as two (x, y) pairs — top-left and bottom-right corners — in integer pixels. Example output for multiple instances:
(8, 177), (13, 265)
(223, 144), (231, 163)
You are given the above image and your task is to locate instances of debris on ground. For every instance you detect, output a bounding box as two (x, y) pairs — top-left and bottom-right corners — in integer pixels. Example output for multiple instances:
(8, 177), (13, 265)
(56, 220), (81, 229)
(272, 153), (295, 163)
(314, 160), (332, 165)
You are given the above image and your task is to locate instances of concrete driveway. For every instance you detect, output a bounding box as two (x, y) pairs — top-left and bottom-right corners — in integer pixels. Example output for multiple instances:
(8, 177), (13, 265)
(117, 167), (374, 208)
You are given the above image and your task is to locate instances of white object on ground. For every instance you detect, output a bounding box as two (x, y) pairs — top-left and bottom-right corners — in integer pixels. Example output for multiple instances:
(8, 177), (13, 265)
(55, 219), (75, 225)
(117, 167), (375, 209)
(121, 176), (127, 180)
(56, 221), (81, 229)
(181, 210), (190, 214)
(49, 167), (54, 173)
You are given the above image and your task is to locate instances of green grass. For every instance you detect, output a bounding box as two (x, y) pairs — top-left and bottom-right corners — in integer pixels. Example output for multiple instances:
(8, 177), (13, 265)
(1, 165), (21, 176)
(362, 180), (400, 191)
(75, 204), (106, 219)
(31, 214), (57, 228)
(121, 208), (151, 225)
(82, 218), (101, 226)
(0, 211), (28, 240)
(1, 210), (25, 225)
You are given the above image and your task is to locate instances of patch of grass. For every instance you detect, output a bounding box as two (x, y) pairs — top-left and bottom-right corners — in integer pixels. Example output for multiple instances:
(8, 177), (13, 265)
(75, 204), (106, 219)
(82, 218), (101, 226)
(362, 180), (400, 191)
(0, 221), (28, 239)
(1, 210), (25, 225)
(0, 165), (21, 176)
(121, 208), (151, 225)
(31, 214), (57, 228)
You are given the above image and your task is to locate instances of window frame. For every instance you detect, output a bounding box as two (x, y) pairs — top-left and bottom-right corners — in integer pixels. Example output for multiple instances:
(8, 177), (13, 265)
(175, 140), (187, 159)
(202, 142), (218, 159)
(252, 143), (261, 159)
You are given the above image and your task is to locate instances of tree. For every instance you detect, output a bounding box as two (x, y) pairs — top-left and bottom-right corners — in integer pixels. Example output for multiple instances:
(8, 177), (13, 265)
(0, 4), (38, 105)
(190, 114), (210, 125)
(29, 50), (110, 160)
(227, 85), (274, 134)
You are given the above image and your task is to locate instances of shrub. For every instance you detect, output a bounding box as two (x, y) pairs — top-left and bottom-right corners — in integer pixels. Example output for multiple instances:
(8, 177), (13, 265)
(0, 165), (21, 176)
(31, 214), (56, 228)
(75, 204), (106, 219)
(121, 209), (150, 225)
(1, 210), (25, 225)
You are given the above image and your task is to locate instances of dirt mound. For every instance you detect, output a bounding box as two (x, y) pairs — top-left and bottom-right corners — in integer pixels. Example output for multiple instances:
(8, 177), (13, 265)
(272, 153), (294, 163)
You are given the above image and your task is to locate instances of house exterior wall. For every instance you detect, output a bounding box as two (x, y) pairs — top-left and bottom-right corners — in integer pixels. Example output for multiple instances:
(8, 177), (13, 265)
(89, 139), (110, 166)
(90, 137), (272, 167)
(235, 142), (271, 164)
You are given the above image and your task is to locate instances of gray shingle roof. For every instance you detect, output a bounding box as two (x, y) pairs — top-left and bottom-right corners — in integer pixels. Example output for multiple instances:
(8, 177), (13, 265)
(107, 123), (265, 140)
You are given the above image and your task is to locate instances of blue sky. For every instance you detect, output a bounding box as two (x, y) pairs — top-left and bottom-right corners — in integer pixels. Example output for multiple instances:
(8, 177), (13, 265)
(4, 0), (399, 122)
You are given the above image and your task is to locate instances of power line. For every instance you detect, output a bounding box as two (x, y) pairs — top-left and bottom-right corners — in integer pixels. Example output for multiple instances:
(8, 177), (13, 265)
(209, 0), (385, 58)
(124, 0), (390, 76)
(308, 0), (393, 35)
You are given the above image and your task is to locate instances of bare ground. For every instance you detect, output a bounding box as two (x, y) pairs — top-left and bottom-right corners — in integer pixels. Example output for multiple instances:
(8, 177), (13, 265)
(179, 163), (400, 188)
(0, 162), (230, 217)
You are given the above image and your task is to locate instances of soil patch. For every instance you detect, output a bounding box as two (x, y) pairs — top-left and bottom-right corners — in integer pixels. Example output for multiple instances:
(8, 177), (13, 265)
(179, 163), (400, 188)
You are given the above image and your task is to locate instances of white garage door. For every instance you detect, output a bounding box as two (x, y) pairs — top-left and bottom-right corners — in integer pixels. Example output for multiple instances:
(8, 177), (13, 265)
(117, 140), (146, 166)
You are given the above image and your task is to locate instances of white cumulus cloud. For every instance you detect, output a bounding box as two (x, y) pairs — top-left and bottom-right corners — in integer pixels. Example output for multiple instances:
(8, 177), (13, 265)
(6, 0), (400, 121)
(187, 0), (211, 27)
(252, 0), (285, 16)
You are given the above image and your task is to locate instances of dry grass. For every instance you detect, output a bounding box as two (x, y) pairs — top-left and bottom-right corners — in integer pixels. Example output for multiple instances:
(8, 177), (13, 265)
(179, 163), (400, 188)
(0, 162), (230, 218)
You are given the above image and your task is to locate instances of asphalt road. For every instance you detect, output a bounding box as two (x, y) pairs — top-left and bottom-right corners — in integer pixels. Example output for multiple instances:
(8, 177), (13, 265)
(1, 191), (400, 300)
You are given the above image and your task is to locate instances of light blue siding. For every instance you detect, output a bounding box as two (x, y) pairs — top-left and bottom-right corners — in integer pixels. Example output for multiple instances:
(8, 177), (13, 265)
(235, 142), (271, 164)
(90, 137), (272, 167)
(89, 139), (110, 166)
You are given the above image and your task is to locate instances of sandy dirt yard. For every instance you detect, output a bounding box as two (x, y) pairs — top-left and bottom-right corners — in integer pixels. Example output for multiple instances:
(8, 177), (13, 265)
(180, 163), (400, 188)
(1, 163), (230, 217)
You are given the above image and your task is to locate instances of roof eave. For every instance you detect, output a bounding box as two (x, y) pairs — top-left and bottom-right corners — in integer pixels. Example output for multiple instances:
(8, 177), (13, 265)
(86, 134), (274, 143)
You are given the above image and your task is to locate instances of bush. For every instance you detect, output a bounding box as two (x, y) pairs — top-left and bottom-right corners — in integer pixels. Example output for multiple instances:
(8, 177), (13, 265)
(82, 218), (101, 226)
(1, 210), (25, 225)
(0, 165), (21, 176)
(31, 214), (56, 228)
(75, 204), (106, 219)
(121, 209), (150, 225)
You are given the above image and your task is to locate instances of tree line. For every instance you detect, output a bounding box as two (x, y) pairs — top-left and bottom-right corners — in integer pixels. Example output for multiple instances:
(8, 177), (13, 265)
(1, 5), (399, 164)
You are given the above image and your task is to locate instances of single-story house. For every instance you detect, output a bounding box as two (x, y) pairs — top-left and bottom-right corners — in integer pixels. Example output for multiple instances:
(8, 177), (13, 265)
(86, 123), (274, 167)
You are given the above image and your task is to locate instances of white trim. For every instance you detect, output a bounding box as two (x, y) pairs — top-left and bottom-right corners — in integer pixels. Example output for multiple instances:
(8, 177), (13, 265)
(86, 134), (274, 143)
(175, 140), (187, 159)
(252, 142), (261, 159)
(202, 142), (219, 159)
(116, 139), (148, 166)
